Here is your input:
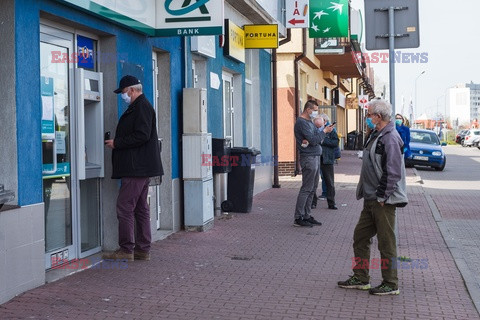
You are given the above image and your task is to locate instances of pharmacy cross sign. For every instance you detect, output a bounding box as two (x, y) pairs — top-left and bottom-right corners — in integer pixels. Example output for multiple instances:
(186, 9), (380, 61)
(309, 0), (349, 38)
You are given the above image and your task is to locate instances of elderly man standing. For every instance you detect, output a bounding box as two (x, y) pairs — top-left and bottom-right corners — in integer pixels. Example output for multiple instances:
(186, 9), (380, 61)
(104, 75), (163, 261)
(338, 99), (408, 295)
(293, 100), (333, 227)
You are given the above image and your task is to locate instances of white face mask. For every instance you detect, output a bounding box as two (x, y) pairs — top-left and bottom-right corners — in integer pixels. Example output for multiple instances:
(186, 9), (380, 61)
(310, 110), (318, 119)
(121, 91), (131, 104)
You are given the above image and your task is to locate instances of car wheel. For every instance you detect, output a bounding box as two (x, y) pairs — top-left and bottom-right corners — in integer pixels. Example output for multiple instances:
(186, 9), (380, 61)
(434, 158), (446, 171)
(461, 139), (466, 147)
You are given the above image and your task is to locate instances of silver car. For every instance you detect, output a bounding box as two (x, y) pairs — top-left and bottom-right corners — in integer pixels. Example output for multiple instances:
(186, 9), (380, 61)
(462, 129), (480, 147)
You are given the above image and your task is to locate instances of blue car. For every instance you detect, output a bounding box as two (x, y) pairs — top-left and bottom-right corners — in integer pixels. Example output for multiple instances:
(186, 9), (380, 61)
(405, 129), (447, 171)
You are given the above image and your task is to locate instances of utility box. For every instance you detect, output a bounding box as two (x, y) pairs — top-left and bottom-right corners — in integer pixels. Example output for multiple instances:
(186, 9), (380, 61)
(182, 133), (212, 180)
(183, 88), (207, 133)
(184, 179), (214, 231)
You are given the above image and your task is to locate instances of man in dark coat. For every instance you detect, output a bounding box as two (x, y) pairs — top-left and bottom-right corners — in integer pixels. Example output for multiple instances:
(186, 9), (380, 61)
(104, 75), (163, 261)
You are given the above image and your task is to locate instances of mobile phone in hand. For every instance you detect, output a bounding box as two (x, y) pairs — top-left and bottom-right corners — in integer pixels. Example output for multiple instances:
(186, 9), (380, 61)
(104, 131), (111, 140)
(330, 121), (336, 126)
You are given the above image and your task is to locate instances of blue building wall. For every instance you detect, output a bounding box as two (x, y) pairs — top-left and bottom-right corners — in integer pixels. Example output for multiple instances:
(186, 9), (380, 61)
(15, 0), (183, 205)
(259, 49), (272, 161)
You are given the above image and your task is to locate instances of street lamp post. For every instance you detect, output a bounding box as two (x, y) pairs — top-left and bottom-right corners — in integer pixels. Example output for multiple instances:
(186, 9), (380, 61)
(414, 70), (426, 126)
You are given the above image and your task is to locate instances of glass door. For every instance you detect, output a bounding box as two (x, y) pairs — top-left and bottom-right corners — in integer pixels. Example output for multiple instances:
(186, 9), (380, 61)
(40, 26), (77, 269)
(222, 72), (234, 144)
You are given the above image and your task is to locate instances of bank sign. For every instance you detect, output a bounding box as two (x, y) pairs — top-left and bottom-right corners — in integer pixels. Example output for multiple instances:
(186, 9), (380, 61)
(58, 0), (224, 36)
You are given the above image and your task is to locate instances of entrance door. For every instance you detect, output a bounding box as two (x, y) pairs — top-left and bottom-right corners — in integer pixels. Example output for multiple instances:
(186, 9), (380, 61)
(40, 26), (77, 268)
(222, 72), (234, 143)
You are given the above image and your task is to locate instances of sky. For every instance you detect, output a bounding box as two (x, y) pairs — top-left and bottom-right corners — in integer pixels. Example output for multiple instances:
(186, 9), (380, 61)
(350, 0), (480, 119)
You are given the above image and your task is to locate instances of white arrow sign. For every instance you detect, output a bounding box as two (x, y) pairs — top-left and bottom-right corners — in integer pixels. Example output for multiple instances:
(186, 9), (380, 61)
(286, 0), (309, 29)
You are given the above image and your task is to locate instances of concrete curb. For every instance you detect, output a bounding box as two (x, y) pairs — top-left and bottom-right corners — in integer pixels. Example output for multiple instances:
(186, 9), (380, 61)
(421, 174), (480, 316)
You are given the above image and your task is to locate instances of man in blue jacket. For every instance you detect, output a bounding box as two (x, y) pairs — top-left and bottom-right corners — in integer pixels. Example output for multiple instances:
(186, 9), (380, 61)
(104, 75), (163, 261)
(338, 99), (408, 295)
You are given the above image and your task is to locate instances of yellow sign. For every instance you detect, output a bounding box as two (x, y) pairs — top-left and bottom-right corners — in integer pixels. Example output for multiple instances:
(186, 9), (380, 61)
(244, 25), (278, 49)
(224, 20), (245, 63)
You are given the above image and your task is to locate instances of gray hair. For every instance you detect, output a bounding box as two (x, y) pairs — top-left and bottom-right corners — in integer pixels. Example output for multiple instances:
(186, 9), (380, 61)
(319, 113), (329, 122)
(367, 98), (392, 121)
(129, 83), (143, 92)
(313, 116), (325, 127)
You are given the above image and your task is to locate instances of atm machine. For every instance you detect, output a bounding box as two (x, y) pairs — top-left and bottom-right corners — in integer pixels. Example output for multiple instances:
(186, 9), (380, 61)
(76, 69), (104, 258)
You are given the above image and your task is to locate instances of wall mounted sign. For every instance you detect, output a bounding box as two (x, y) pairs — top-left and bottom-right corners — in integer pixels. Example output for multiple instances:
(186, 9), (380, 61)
(243, 24), (278, 49)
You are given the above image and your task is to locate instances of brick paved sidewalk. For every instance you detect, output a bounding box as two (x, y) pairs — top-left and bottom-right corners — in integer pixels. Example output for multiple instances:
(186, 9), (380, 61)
(0, 151), (478, 319)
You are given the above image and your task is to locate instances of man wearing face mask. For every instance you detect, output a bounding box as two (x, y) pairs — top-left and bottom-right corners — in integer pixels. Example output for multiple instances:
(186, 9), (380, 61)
(338, 98), (408, 295)
(104, 75), (163, 261)
(293, 100), (333, 227)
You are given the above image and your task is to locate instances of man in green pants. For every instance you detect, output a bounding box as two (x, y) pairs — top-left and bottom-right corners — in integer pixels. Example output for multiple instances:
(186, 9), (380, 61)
(338, 98), (408, 295)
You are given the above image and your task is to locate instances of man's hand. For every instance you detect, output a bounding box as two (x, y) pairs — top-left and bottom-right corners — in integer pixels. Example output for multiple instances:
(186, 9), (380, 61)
(105, 139), (115, 149)
(323, 125), (334, 133)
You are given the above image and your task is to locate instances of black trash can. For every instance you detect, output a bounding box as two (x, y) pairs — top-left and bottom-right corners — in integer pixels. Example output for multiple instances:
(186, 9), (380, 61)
(346, 131), (358, 150)
(221, 147), (261, 213)
(212, 138), (232, 174)
(355, 132), (364, 150)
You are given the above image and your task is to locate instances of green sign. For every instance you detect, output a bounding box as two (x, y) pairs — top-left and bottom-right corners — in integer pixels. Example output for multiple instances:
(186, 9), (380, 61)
(309, 0), (349, 38)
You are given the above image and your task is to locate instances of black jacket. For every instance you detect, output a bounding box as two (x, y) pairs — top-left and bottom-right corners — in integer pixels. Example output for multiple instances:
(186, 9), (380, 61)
(112, 94), (163, 179)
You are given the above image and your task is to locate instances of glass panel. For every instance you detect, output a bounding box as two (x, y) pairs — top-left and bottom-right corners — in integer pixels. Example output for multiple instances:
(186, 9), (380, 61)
(80, 179), (100, 252)
(223, 79), (232, 138)
(40, 42), (73, 253)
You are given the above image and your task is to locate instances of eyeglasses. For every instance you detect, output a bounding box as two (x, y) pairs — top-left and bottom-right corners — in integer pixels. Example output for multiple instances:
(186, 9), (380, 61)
(367, 113), (377, 118)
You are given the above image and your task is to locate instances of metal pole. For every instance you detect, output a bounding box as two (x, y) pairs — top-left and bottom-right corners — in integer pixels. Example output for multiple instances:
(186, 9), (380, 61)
(388, 7), (395, 114)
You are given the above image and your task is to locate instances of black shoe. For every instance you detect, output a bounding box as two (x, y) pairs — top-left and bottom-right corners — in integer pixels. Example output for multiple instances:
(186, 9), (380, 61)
(328, 205), (338, 210)
(311, 203), (317, 209)
(337, 275), (371, 290)
(369, 282), (400, 295)
(305, 216), (322, 226)
(293, 218), (313, 227)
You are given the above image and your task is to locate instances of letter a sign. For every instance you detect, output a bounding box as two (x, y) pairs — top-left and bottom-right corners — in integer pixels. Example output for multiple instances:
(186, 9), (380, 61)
(286, 0), (309, 28)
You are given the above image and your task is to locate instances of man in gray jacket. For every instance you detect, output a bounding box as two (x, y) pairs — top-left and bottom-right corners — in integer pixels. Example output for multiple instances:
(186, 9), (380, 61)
(293, 100), (333, 227)
(338, 98), (408, 295)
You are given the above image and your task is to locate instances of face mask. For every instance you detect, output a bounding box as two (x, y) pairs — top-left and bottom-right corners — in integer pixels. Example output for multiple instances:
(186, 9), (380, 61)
(395, 119), (403, 126)
(310, 111), (318, 119)
(121, 91), (131, 104)
(366, 117), (376, 129)
(318, 125), (325, 131)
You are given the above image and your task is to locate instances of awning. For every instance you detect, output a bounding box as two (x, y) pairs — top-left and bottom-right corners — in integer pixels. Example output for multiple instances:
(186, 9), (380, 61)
(315, 39), (365, 78)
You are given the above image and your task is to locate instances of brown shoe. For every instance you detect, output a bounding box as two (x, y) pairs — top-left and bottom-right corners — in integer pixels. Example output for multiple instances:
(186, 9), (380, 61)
(134, 250), (150, 261)
(103, 249), (134, 261)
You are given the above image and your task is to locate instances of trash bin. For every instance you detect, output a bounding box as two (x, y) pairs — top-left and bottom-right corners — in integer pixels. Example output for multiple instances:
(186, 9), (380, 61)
(346, 131), (358, 150)
(221, 147), (261, 213)
(355, 132), (364, 150)
(0, 184), (15, 211)
(212, 138), (231, 216)
(212, 138), (232, 174)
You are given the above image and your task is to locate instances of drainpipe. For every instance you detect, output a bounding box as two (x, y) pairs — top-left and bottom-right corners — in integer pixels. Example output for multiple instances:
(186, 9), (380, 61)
(294, 28), (307, 176)
(345, 80), (354, 148)
(272, 29), (291, 188)
(331, 75), (340, 118)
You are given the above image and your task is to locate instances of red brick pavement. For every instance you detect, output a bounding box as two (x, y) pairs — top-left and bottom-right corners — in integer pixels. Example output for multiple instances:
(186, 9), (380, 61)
(0, 151), (478, 319)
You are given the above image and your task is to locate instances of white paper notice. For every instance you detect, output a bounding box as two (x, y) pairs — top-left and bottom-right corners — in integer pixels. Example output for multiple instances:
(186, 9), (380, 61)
(210, 72), (220, 90)
(42, 95), (54, 121)
(55, 131), (66, 154)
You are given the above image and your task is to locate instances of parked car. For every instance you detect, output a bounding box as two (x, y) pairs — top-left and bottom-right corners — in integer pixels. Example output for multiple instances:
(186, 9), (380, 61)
(406, 129), (447, 171)
(462, 129), (480, 147)
(455, 129), (468, 144)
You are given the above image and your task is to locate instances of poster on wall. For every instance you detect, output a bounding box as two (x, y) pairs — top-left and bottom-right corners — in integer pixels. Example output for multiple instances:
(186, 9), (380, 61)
(41, 76), (55, 140)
